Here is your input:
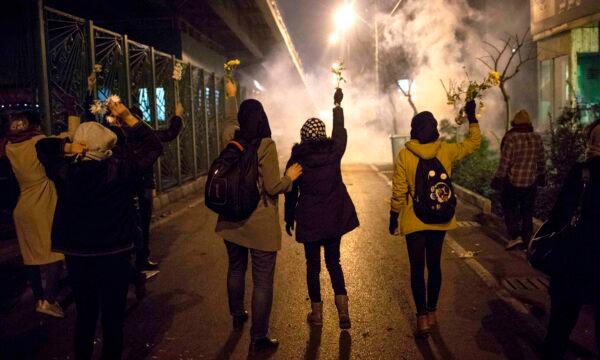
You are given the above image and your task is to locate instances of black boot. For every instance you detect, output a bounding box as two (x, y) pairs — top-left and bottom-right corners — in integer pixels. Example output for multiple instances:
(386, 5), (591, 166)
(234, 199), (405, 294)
(250, 337), (279, 353)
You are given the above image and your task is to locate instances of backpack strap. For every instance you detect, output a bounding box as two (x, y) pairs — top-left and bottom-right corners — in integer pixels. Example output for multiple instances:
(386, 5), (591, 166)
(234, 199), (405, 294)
(228, 141), (244, 152)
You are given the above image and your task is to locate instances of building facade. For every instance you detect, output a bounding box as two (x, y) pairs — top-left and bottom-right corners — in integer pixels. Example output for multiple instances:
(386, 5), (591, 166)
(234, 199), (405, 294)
(531, 0), (600, 124)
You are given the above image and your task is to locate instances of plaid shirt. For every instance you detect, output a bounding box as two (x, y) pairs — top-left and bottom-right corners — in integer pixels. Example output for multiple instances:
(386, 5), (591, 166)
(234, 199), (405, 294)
(496, 130), (546, 187)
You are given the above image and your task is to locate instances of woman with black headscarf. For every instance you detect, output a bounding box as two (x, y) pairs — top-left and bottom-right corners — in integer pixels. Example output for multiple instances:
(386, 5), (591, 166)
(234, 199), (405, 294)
(216, 79), (302, 353)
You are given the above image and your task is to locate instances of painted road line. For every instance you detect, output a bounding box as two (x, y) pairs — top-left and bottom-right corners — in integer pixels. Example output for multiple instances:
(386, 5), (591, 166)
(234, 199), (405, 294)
(370, 164), (393, 187)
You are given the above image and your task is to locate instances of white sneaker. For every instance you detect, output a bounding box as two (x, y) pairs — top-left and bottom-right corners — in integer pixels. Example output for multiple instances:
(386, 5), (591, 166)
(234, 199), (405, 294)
(36, 299), (65, 318)
(505, 237), (524, 251)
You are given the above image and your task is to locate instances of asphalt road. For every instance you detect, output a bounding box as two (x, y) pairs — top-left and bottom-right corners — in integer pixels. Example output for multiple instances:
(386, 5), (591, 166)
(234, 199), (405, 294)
(0, 164), (565, 359)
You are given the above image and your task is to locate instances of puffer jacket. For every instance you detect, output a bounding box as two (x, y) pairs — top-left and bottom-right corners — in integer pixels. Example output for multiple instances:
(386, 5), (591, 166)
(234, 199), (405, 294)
(284, 106), (359, 243)
(391, 123), (481, 235)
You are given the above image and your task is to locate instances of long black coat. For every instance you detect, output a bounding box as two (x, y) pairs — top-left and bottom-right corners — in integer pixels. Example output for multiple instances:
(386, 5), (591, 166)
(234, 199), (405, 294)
(284, 107), (359, 243)
(548, 156), (600, 297)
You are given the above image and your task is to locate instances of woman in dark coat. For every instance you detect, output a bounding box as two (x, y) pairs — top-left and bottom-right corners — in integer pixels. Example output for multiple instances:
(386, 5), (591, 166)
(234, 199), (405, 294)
(284, 88), (359, 329)
(543, 120), (600, 359)
(36, 102), (162, 360)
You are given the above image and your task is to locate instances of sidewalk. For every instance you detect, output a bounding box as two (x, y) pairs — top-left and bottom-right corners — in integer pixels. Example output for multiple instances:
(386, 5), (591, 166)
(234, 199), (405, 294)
(375, 163), (598, 358)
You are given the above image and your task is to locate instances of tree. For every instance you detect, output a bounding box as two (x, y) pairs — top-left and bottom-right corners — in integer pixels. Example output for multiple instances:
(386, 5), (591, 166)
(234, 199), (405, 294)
(398, 79), (418, 116)
(477, 29), (536, 131)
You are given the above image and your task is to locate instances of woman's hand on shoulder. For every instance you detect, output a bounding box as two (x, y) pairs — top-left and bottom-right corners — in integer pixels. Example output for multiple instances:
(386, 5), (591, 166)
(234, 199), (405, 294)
(285, 163), (303, 181)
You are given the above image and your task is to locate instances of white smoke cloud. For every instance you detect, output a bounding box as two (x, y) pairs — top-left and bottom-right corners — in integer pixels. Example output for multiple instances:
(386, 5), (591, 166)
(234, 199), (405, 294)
(246, 0), (534, 164)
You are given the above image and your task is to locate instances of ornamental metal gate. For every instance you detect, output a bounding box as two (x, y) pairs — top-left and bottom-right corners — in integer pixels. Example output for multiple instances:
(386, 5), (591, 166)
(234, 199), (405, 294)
(41, 6), (230, 191)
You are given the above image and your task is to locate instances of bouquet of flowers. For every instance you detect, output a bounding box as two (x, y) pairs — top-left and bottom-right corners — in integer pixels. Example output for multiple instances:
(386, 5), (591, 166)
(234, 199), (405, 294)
(172, 62), (184, 103)
(441, 70), (501, 124)
(89, 94), (121, 124)
(331, 60), (346, 88)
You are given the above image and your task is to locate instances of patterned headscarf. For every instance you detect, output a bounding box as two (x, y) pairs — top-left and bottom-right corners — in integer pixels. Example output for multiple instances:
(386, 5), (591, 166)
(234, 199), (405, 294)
(301, 118), (327, 143)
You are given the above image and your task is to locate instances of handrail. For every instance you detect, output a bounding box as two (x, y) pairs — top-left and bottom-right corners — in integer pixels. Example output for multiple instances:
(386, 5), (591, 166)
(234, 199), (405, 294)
(44, 6), (85, 23)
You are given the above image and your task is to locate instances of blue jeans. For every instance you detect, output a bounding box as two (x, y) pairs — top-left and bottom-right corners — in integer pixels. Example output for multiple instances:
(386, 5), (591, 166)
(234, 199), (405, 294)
(224, 240), (277, 340)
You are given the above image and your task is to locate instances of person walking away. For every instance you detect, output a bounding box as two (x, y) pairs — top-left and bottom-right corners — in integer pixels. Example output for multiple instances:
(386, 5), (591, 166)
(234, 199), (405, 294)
(216, 79), (302, 353)
(36, 102), (162, 360)
(388, 101), (481, 337)
(0, 111), (65, 318)
(543, 119), (600, 359)
(284, 88), (358, 329)
(491, 110), (546, 251)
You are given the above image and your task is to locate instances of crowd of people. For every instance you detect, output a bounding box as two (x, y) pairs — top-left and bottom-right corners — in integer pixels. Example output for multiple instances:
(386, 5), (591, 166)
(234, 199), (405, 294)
(0, 71), (598, 359)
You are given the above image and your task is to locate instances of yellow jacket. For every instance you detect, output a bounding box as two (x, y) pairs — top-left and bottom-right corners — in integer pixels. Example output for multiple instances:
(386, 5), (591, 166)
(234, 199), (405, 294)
(391, 123), (481, 235)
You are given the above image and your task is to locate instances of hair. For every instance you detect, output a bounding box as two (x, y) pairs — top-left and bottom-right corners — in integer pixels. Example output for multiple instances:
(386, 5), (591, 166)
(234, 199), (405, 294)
(9, 111), (41, 130)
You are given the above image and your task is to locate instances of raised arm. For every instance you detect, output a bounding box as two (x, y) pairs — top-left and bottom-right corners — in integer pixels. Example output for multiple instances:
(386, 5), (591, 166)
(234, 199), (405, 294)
(445, 101), (481, 162)
(222, 79), (240, 145)
(332, 88), (348, 156)
(154, 102), (184, 142)
(110, 102), (163, 178)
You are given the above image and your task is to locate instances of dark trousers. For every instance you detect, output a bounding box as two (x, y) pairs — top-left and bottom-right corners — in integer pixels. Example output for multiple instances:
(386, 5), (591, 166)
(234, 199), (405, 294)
(66, 253), (130, 360)
(543, 285), (600, 359)
(405, 230), (445, 316)
(224, 240), (277, 340)
(303, 237), (347, 303)
(501, 183), (537, 244)
(135, 188), (153, 268)
(27, 261), (63, 302)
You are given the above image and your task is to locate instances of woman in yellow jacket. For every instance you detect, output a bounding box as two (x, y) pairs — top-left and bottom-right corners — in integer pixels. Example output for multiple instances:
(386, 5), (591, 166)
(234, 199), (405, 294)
(389, 101), (481, 337)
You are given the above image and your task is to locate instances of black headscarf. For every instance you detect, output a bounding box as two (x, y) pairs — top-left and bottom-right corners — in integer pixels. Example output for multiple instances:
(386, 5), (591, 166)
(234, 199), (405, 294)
(237, 99), (271, 142)
(410, 111), (439, 144)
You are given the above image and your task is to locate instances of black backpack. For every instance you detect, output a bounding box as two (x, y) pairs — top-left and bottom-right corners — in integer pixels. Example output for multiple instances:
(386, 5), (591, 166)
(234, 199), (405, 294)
(411, 157), (457, 224)
(205, 139), (260, 221)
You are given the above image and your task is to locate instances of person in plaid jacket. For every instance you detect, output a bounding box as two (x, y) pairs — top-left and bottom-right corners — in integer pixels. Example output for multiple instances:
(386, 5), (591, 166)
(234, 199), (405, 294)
(492, 110), (547, 250)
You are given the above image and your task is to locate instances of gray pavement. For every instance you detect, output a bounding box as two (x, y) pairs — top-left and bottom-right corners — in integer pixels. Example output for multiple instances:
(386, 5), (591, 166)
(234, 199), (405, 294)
(0, 164), (597, 359)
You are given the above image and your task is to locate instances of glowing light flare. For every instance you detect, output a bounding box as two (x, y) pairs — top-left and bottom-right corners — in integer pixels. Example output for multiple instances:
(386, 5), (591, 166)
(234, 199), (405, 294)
(334, 3), (356, 32)
(329, 32), (340, 44)
(253, 80), (266, 92)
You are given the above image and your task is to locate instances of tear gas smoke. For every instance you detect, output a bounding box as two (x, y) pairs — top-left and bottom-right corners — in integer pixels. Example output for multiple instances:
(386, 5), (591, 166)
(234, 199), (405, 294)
(247, 0), (534, 164)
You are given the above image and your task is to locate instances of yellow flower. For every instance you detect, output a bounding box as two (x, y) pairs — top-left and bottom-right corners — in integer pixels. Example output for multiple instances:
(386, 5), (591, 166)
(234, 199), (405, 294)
(488, 71), (501, 86)
(224, 59), (241, 72)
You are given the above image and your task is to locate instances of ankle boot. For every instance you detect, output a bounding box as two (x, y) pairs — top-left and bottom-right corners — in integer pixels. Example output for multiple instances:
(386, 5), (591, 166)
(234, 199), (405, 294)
(307, 302), (323, 326)
(335, 295), (351, 329)
(416, 314), (430, 338)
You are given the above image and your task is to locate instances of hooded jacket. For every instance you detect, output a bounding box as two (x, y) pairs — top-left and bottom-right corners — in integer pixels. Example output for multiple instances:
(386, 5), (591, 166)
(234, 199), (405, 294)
(391, 123), (481, 235)
(284, 107), (359, 243)
(36, 122), (162, 256)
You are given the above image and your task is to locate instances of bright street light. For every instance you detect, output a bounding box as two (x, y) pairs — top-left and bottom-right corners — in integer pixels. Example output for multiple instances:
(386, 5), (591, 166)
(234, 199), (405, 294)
(334, 3), (356, 32)
(328, 32), (339, 44)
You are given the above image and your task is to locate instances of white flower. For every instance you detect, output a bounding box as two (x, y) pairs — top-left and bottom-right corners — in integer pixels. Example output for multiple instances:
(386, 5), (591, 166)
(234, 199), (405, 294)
(172, 63), (183, 81)
(106, 115), (117, 125)
(89, 100), (107, 116)
(107, 94), (121, 105)
(93, 64), (102, 73)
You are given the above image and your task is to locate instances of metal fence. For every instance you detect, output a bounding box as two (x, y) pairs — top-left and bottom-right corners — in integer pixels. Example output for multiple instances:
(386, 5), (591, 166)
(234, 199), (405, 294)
(41, 6), (231, 192)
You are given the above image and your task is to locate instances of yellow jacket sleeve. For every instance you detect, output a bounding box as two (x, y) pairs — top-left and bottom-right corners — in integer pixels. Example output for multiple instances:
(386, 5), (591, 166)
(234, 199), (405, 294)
(391, 150), (409, 213)
(446, 123), (481, 161)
